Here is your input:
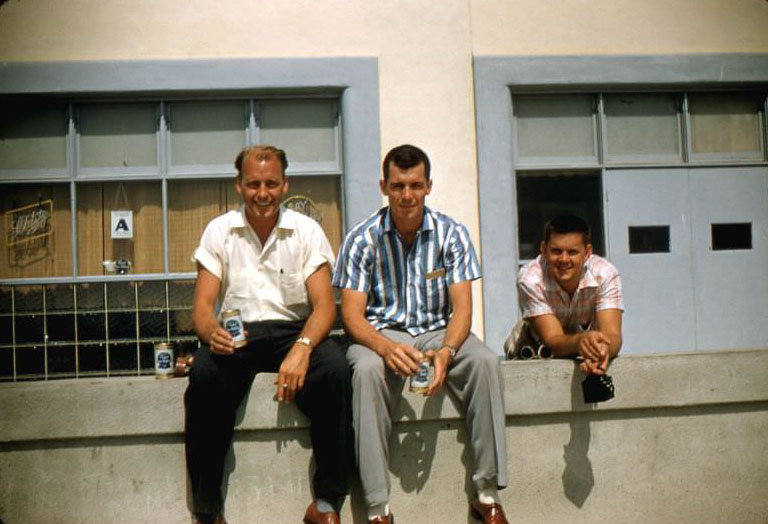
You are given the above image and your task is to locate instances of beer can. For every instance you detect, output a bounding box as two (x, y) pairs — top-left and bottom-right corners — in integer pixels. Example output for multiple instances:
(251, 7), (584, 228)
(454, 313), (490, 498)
(221, 309), (247, 348)
(154, 342), (175, 379)
(409, 357), (431, 393)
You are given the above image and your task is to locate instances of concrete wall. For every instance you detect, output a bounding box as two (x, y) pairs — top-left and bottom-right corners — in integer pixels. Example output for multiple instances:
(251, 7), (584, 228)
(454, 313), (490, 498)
(2, 348), (767, 523)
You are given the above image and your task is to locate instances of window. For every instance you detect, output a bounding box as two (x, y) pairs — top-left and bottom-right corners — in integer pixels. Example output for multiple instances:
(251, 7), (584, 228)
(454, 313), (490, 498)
(711, 223), (752, 251)
(1, 95), (343, 380)
(604, 93), (682, 163)
(511, 90), (767, 260)
(515, 170), (604, 259)
(628, 225), (671, 254)
(689, 93), (764, 161)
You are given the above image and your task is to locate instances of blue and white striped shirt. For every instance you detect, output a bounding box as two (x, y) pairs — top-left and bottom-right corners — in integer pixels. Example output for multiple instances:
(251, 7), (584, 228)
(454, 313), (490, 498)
(332, 206), (481, 335)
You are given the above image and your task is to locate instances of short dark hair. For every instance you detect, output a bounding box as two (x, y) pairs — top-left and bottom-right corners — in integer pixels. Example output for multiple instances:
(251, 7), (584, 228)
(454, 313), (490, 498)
(543, 215), (591, 245)
(234, 145), (288, 178)
(382, 144), (431, 181)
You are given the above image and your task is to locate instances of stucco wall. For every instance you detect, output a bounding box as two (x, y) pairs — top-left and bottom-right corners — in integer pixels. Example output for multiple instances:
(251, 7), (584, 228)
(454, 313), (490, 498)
(2, 1), (767, 339)
(1, 349), (767, 523)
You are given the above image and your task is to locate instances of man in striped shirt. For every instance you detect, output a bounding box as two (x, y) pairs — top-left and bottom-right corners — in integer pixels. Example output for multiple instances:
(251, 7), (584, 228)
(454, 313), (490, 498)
(333, 144), (509, 524)
(516, 215), (624, 375)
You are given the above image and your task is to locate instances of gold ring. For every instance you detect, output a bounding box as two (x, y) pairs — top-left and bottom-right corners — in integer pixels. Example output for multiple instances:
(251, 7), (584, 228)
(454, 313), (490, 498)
(282, 384), (289, 388)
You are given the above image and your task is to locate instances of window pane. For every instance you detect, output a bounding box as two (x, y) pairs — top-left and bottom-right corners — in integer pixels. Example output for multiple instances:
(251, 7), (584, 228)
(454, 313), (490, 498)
(516, 170), (604, 260)
(515, 95), (596, 161)
(16, 346), (44, 379)
(170, 101), (247, 166)
(1, 184), (72, 279)
(168, 280), (195, 309)
(79, 103), (157, 169)
(711, 223), (752, 251)
(167, 179), (231, 273)
(629, 225), (670, 254)
(76, 181), (164, 275)
(259, 100), (337, 164)
(0, 100), (67, 170)
(605, 94), (681, 160)
(0, 348), (13, 381)
(689, 93), (763, 158)
(285, 175), (343, 253)
(48, 345), (76, 378)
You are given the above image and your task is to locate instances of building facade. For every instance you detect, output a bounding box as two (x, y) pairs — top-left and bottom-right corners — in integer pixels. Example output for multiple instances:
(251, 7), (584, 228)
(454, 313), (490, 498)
(1, 0), (767, 380)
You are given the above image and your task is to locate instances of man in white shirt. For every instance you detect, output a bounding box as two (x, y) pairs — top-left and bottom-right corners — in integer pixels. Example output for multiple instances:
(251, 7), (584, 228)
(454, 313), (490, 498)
(185, 146), (352, 524)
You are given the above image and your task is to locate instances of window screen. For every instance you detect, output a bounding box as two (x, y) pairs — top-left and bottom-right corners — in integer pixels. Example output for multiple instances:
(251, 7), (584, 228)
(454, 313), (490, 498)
(169, 101), (247, 166)
(79, 103), (158, 169)
(604, 94), (681, 161)
(0, 101), (67, 171)
(689, 93), (763, 159)
(514, 94), (597, 162)
(260, 100), (337, 164)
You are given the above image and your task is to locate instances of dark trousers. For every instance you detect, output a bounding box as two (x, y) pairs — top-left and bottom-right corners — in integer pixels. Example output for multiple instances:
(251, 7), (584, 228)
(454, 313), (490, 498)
(184, 320), (353, 518)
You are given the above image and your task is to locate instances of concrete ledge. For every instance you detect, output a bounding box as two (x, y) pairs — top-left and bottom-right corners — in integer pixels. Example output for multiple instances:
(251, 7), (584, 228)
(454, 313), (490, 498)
(1, 349), (767, 523)
(2, 349), (767, 442)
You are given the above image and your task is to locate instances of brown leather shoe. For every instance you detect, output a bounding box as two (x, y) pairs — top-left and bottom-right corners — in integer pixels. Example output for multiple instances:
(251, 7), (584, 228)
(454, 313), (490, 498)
(303, 501), (340, 524)
(470, 500), (509, 524)
(368, 514), (393, 524)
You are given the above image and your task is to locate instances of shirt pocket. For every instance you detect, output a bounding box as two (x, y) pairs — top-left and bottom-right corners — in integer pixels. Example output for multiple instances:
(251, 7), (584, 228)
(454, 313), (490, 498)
(280, 271), (307, 306)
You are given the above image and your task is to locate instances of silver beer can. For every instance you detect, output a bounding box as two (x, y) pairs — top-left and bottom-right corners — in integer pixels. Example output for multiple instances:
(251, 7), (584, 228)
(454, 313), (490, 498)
(154, 342), (175, 379)
(221, 309), (248, 348)
(409, 357), (431, 393)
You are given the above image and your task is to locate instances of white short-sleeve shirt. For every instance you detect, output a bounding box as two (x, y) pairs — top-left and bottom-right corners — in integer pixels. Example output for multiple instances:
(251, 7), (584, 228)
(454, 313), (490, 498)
(193, 206), (335, 322)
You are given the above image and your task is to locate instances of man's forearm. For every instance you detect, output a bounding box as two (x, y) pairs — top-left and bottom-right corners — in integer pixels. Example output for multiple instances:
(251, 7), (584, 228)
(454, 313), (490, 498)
(192, 308), (221, 346)
(342, 311), (396, 357)
(297, 301), (335, 349)
(541, 333), (584, 358)
(441, 310), (471, 352)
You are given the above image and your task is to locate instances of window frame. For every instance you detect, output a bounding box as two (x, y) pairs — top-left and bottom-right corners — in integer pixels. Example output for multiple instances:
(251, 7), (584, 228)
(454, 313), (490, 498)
(0, 57), (381, 286)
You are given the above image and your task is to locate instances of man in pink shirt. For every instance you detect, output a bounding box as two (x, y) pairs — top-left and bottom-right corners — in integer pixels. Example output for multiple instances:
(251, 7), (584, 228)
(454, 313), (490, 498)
(516, 215), (623, 375)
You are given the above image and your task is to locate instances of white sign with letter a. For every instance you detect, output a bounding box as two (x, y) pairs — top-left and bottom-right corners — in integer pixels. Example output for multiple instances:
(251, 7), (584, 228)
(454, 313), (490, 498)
(111, 210), (134, 239)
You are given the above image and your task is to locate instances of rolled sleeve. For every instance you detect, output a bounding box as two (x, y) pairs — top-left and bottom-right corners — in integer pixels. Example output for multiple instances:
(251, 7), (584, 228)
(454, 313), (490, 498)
(303, 227), (335, 282)
(193, 222), (226, 279)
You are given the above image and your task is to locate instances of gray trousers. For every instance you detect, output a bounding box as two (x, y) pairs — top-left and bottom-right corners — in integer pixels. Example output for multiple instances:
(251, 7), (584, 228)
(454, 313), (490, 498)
(347, 328), (508, 507)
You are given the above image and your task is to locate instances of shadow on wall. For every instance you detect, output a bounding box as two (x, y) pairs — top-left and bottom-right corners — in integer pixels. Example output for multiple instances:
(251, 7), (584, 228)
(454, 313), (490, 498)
(562, 370), (596, 507)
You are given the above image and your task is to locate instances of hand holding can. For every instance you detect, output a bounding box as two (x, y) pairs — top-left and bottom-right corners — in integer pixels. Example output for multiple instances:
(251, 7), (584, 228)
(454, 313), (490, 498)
(408, 356), (431, 393)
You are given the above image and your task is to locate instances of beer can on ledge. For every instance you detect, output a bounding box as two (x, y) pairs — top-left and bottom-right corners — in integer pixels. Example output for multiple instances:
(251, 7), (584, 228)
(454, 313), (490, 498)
(409, 357), (431, 393)
(221, 309), (248, 348)
(154, 342), (175, 379)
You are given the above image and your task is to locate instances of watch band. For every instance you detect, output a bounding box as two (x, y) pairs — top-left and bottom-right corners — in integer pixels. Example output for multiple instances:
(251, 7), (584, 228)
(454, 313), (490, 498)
(442, 344), (457, 362)
(296, 336), (313, 348)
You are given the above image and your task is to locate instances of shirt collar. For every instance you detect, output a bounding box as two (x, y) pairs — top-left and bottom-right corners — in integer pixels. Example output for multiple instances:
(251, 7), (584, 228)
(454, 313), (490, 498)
(382, 206), (436, 234)
(540, 254), (597, 293)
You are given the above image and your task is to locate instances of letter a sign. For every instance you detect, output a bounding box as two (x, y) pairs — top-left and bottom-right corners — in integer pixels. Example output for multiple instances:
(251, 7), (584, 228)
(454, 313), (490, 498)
(111, 210), (134, 239)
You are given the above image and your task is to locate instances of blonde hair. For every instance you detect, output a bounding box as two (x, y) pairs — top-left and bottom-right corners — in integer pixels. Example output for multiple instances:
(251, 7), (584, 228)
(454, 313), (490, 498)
(234, 145), (288, 178)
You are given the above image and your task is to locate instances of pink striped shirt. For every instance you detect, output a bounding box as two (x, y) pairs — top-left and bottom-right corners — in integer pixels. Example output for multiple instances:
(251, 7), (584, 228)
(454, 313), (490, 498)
(517, 254), (623, 333)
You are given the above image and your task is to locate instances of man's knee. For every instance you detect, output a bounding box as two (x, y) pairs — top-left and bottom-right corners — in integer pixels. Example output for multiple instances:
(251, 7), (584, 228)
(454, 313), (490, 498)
(188, 352), (227, 393)
(350, 346), (386, 386)
(315, 341), (352, 384)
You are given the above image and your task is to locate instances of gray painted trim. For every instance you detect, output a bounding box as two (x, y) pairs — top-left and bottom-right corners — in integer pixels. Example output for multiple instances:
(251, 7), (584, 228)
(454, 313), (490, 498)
(0, 57), (381, 230)
(473, 54), (768, 352)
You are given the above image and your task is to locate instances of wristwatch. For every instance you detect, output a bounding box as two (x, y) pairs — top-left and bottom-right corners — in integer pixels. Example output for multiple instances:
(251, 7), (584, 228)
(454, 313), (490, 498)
(442, 344), (457, 362)
(296, 336), (313, 349)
